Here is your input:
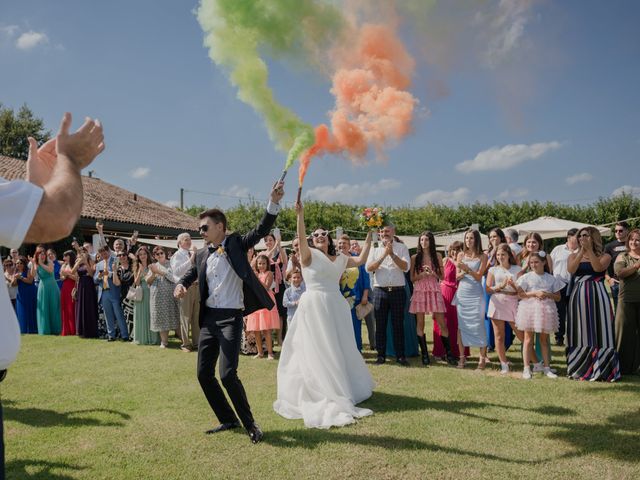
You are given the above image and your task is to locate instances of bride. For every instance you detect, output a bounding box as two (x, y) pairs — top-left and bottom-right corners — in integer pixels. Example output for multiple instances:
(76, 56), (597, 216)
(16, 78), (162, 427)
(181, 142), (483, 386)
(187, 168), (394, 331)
(273, 200), (375, 429)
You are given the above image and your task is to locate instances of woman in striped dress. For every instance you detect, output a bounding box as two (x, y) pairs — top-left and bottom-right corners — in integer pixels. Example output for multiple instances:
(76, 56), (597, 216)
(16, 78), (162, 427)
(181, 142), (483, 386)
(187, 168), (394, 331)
(566, 226), (620, 381)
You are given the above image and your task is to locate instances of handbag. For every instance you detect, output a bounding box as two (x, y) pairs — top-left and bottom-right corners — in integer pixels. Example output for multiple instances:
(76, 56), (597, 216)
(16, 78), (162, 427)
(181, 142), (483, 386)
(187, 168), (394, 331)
(126, 285), (143, 302)
(355, 302), (373, 320)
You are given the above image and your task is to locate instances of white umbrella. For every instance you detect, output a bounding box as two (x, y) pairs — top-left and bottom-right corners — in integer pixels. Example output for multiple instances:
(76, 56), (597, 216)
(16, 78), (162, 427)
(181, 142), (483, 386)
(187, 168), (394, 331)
(503, 216), (610, 241)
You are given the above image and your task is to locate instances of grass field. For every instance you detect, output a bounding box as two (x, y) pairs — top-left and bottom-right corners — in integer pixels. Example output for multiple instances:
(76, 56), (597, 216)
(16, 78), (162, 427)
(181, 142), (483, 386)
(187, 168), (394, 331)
(3, 334), (639, 480)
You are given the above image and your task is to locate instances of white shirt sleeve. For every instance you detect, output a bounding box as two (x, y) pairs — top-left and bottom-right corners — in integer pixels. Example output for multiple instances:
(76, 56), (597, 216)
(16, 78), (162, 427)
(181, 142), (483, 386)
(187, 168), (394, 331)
(397, 243), (411, 273)
(0, 177), (43, 370)
(0, 178), (43, 248)
(266, 200), (280, 216)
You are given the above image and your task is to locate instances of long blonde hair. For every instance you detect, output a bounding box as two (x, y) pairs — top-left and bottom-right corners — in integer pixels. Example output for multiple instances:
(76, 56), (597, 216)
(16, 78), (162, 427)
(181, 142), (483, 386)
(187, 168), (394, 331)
(578, 226), (604, 256)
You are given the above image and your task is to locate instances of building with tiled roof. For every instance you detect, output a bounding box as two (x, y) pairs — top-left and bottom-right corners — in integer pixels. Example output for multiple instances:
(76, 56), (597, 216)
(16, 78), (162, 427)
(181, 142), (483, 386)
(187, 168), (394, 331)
(1, 155), (199, 241)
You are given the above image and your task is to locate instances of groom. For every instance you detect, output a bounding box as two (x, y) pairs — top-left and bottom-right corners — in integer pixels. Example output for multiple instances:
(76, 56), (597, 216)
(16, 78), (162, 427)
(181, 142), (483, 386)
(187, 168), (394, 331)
(174, 181), (284, 444)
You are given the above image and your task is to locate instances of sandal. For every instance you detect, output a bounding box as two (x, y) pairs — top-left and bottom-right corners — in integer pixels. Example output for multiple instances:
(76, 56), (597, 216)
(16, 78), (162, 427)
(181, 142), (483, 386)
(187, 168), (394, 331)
(456, 357), (466, 369)
(476, 357), (487, 370)
(253, 353), (264, 359)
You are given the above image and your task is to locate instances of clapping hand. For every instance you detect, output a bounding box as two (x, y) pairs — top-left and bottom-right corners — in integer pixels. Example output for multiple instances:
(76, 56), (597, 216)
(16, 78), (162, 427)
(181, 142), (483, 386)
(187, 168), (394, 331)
(56, 113), (105, 170)
(383, 240), (393, 257)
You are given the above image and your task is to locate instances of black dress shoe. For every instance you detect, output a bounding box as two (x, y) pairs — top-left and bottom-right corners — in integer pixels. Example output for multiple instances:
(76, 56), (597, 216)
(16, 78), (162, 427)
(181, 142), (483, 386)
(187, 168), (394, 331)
(205, 421), (240, 434)
(247, 423), (263, 444)
(374, 356), (386, 365)
(396, 357), (410, 367)
(107, 337), (116, 342)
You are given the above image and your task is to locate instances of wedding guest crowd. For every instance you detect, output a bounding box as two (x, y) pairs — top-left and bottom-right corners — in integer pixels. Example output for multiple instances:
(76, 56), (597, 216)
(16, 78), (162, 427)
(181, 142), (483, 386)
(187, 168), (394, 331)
(5, 218), (637, 381)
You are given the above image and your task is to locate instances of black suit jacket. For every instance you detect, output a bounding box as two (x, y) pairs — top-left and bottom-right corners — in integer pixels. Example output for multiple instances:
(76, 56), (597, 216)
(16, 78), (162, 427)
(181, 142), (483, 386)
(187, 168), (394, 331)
(178, 210), (277, 327)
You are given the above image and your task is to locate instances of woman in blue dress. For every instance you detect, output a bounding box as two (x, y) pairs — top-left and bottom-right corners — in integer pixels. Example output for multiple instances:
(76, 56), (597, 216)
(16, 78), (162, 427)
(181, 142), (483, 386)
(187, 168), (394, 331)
(33, 246), (62, 335)
(453, 230), (488, 369)
(14, 256), (38, 334)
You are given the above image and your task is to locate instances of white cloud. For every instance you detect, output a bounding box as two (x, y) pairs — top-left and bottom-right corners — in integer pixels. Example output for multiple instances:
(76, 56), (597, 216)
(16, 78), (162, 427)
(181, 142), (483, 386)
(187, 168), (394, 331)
(565, 173), (593, 185)
(456, 141), (562, 173)
(164, 200), (180, 208)
(0, 25), (19, 38)
(481, 0), (535, 68)
(306, 178), (401, 203)
(16, 31), (49, 50)
(220, 185), (251, 198)
(611, 185), (640, 198)
(497, 188), (529, 199)
(130, 167), (150, 179)
(414, 187), (470, 206)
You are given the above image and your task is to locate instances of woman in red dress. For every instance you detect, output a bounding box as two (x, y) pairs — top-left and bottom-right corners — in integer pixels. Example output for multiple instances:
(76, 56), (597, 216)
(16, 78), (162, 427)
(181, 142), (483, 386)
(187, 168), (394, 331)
(433, 241), (470, 360)
(60, 249), (78, 336)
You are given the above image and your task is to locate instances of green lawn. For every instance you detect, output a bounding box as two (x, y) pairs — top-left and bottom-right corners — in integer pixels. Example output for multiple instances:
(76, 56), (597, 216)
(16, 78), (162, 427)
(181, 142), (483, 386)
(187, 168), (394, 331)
(3, 334), (639, 480)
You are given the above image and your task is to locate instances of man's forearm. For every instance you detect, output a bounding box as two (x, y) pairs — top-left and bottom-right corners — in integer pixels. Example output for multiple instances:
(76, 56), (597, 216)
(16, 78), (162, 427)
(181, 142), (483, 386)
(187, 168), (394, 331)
(24, 157), (82, 243)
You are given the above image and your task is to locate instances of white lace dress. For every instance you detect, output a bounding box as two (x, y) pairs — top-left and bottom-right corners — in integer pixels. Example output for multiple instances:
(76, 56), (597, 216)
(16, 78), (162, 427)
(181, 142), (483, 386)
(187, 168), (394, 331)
(273, 249), (375, 428)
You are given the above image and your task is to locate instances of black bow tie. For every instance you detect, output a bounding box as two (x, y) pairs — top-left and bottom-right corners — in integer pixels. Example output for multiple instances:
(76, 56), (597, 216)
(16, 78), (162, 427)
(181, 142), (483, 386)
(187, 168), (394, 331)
(208, 245), (216, 254)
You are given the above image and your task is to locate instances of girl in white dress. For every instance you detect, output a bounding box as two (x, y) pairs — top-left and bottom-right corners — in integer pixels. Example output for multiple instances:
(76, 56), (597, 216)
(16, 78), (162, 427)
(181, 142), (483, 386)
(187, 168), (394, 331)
(273, 201), (375, 429)
(486, 244), (522, 374)
(515, 252), (564, 380)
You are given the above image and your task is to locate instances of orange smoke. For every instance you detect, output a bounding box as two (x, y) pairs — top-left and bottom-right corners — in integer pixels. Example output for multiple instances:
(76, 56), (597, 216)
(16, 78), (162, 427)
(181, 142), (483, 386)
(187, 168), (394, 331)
(298, 23), (418, 185)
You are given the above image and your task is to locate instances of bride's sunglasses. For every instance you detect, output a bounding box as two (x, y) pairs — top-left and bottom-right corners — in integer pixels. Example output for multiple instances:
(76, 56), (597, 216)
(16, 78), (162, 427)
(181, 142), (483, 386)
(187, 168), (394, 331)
(312, 231), (329, 238)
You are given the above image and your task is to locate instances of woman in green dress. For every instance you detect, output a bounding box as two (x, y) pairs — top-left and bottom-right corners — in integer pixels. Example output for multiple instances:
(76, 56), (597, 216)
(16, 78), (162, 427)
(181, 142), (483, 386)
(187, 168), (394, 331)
(33, 246), (61, 335)
(132, 246), (159, 345)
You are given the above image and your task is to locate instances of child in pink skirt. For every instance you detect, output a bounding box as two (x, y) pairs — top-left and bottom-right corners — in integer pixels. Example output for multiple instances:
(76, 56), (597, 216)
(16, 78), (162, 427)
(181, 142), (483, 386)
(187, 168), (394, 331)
(486, 243), (522, 374)
(515, 252), (564, 379)
(409, 232), (457, 365)
(246, 254), (280, 359)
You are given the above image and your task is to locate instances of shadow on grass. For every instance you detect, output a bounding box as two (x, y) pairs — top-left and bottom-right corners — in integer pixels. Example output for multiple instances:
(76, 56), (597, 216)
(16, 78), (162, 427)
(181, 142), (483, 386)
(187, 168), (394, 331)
(263, 428), (540, 464)
(541, 409), (640, 463)
(360, 392), (576, 422)
(6, 459), (85, 480)
(3, 400), (130, 428)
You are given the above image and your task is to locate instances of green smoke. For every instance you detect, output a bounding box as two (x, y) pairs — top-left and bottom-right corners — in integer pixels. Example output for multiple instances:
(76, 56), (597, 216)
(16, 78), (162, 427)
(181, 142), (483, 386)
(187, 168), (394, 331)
(197, 0), (345, 169)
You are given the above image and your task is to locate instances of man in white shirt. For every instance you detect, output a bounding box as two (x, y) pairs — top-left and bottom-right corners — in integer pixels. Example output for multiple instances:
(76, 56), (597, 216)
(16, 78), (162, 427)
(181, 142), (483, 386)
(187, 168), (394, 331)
(171, 233), (200, 352)
(550, 228), (578, 346)
(0, 112), (104, 478)
(366, 224), (411, 366)
(506, 229), (523, 257)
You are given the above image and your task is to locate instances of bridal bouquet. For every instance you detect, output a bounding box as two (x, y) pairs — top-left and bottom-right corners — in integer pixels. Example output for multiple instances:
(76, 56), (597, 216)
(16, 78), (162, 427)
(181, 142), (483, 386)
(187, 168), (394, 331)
(358, 207), (388, 230)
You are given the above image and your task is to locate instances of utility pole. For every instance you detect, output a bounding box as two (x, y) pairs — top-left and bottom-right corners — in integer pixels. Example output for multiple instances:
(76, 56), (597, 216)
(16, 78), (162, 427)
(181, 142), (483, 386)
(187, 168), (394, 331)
(180, 188), (184, 210)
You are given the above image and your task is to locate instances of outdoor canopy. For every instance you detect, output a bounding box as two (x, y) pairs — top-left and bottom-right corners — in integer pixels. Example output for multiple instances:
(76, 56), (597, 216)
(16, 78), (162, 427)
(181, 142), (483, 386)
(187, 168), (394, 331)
(502, 216), (611, 241)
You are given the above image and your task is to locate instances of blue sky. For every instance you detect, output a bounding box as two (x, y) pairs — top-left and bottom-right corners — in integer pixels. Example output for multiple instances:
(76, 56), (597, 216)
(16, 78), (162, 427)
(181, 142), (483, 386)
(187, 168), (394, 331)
(1, 0), (639, 210)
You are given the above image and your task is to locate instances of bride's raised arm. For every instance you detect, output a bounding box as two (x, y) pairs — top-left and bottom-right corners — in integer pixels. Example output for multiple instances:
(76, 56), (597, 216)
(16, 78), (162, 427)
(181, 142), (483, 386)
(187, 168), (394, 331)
(346, 231), (372, 268)
(296, 201), (312, 267)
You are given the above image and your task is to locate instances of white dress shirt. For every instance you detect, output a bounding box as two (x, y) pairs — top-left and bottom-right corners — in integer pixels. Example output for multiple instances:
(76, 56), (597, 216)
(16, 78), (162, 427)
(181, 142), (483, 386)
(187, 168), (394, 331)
(205, 247), (244, 309)
(1, 177), (43, 370)
(170, 247), (194, 284)
(366, 241), (411, 288)
(550, 243), (575, 284)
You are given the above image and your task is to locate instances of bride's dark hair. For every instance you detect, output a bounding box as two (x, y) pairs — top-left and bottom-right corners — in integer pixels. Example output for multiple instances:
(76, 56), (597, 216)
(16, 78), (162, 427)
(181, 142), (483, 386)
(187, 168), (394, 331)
(307, 226), (336, 256)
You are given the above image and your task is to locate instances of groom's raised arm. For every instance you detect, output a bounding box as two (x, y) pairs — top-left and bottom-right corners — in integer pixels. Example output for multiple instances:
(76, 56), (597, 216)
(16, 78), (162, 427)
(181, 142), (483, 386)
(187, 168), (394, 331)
(240, 181), (285, 251)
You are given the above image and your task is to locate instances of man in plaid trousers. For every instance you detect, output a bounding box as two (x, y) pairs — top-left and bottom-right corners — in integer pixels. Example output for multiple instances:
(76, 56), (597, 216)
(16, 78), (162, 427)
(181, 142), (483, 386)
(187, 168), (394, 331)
(366, 224), (411, 366)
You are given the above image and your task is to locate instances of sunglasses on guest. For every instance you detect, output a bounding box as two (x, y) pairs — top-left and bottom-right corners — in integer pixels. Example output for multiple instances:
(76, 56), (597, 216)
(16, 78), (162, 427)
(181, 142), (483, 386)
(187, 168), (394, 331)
(154, 252), (165, 257)
(312, 231), (329, 238)
(615, 229), (626, 233)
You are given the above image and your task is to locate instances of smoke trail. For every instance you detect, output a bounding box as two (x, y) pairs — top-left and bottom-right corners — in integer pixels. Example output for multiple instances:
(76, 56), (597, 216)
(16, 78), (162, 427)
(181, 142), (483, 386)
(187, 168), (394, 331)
(197, 0), (345, 170)
(299, 22), (418, 184)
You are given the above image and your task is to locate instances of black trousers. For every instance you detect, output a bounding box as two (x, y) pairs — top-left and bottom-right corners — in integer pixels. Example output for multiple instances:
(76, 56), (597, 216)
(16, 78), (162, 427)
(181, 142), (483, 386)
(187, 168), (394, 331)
(197, 311), (254, 430)
(555, 286), (569, 341)
(373, 287), (406, 358)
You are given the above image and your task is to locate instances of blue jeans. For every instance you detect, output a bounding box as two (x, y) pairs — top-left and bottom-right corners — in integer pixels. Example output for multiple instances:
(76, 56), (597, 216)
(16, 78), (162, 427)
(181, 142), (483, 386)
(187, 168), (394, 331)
(611, 283), (620, 312)
(101, 292), (129, 339)
(350, 308), (362, 352)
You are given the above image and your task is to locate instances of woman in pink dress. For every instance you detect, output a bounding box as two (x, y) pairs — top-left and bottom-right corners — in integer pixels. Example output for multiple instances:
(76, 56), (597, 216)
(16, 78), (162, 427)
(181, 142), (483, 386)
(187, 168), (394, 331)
(410, 232), (457, 365)
(59, 249), (78, 336)
(246, 254), (280, 359)
(433, 241), (470, 361)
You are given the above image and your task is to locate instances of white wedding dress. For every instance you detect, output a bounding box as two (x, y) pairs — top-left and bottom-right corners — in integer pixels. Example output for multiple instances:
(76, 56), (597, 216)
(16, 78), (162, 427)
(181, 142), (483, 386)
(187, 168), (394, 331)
(273, 249), (375, 428)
